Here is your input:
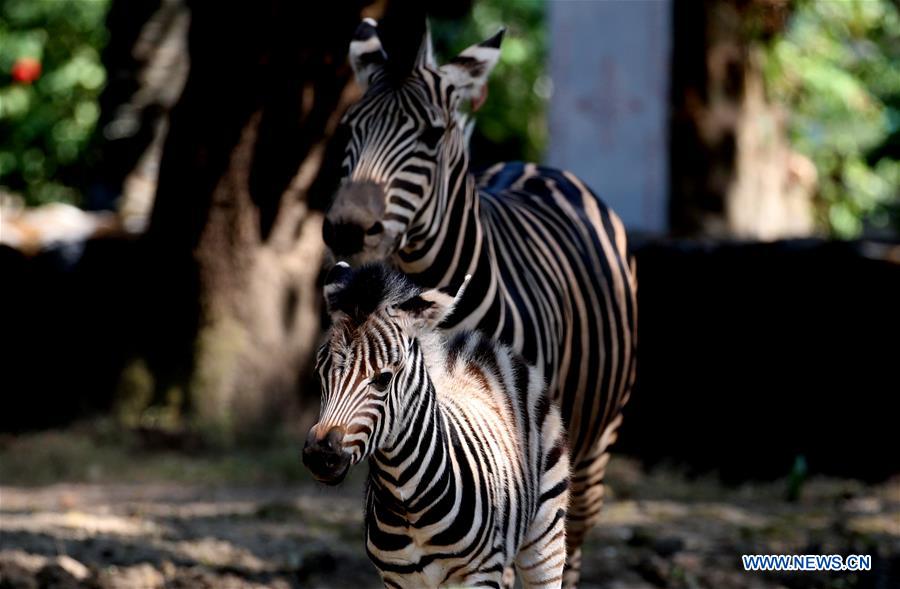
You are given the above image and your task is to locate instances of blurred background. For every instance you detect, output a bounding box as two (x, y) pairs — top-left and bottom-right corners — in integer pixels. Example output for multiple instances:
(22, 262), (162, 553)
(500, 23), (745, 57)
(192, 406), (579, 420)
(1, 1), (898, 588)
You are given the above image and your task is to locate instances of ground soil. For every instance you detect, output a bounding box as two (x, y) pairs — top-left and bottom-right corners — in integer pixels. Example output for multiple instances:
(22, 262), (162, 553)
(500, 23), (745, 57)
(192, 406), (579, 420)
(1, 439), (898, 589)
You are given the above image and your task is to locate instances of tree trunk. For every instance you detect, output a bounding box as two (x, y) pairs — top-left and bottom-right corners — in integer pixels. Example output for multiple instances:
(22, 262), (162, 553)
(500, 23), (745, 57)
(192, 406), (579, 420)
(137, 1), (371, 438)
(669, 0), (817, 239)
(128, 0), (472, 438)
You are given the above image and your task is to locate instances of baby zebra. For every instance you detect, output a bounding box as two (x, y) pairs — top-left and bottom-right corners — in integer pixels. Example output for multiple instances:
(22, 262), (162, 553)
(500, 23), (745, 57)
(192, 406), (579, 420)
(303, 262), (570, 588)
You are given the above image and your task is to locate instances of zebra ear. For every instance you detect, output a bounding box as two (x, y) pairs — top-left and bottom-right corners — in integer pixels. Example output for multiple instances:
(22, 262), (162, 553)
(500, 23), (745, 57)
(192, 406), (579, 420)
(349, 18), (387, 90)
(399, 275), (471, 330)
(439, 28), (504, 111)
(414, 22), (436, 69)
(324, 262), (353, 315)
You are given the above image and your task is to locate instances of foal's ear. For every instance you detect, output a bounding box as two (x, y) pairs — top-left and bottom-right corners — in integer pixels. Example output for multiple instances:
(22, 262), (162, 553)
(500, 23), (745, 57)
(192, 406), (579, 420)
(439, 28), (505, 112)
(349, 18), (387, 90)
(414, 22), (436, 70)
(324, 261), (353, 317)
(398, 275), (471, 330)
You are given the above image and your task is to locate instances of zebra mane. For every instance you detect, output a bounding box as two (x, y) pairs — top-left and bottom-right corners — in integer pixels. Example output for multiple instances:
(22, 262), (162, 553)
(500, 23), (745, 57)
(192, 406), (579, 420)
(325, 263), (421, 326)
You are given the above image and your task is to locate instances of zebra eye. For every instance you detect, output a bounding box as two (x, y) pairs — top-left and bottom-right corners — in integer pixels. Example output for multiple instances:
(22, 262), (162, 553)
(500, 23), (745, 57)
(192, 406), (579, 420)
(370, 371), (393, 392)
(365, 221), (383, 236)
(419, 125), (445, 149)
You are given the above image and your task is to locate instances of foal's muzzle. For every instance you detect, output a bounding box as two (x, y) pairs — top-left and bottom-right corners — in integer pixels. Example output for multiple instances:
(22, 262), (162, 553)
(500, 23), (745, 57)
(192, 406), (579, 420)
(302, 425), (351, 485)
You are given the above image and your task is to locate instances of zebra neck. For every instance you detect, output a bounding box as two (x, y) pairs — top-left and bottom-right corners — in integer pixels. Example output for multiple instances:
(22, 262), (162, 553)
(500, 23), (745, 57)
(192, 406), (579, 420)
(369, 377), (449, 514)
(397, 165), (484, 287)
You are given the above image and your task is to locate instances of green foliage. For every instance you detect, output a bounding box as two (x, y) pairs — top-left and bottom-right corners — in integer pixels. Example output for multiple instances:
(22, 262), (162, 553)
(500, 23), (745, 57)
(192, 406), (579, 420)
(766, 0), (900, 238)
(785, 454), (808, 502)
(432, 0), (547, 164)
(0, 0), (110, 206)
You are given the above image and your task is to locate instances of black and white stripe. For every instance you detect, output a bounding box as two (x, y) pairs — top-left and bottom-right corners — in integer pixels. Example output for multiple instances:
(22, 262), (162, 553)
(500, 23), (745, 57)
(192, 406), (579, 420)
(324, 21), (638, 587)
(304, 263), (570, 588)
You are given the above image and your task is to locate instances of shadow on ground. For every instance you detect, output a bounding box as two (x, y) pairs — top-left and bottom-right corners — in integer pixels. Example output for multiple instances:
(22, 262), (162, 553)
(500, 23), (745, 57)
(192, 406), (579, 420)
(1, 450), (898, 589)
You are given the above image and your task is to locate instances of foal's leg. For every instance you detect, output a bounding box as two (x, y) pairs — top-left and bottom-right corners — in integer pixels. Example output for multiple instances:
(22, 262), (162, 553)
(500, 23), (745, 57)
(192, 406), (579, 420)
(515, 504), (568, 589)
(460, 569), (507, 588)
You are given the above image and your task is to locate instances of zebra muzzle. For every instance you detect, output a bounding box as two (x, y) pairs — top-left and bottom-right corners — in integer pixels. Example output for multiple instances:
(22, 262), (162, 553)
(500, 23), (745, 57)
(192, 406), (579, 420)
(302, 425), (351, 485)
(322, 218), (365, 258)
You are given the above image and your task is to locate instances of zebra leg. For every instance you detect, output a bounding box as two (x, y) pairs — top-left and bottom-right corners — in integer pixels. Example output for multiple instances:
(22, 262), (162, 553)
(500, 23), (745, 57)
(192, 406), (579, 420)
(562, 481), (597, 588)
(563, 413), (623, 588)
(460, 569), (507, 588)
(515, 505), (568, 589)
(516, 425), (570, 588)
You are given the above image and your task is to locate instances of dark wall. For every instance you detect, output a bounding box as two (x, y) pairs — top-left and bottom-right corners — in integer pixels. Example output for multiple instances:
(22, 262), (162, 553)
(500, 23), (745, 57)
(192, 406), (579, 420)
(4, 237), (899, 482)
(2, 239), (142, 430)
(618, 238), (900, 482)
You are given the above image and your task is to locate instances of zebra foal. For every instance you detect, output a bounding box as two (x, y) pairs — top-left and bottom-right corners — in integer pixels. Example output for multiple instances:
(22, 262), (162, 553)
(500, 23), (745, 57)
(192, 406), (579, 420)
(303, 262), (570, 588)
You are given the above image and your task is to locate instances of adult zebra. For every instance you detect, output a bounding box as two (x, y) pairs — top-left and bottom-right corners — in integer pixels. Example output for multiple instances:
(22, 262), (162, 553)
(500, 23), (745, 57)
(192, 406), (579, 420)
(323, 19), (638, 586)
(304, 262), (570, 588)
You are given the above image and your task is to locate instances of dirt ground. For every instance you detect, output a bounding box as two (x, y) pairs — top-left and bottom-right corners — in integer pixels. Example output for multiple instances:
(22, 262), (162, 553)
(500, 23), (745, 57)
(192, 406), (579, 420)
(1, 438), (898, 589)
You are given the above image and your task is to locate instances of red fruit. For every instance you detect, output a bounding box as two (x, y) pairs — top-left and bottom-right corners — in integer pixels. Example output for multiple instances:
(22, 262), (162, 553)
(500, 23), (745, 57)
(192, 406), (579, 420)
(11, 57), (41, 84)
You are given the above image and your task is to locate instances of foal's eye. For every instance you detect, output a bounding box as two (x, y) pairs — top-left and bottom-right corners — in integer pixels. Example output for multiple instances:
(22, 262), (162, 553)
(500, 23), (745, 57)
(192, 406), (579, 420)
(419, 125), (445, 149)
(370, 371), (393, 392)
(365, 221), (383, 236)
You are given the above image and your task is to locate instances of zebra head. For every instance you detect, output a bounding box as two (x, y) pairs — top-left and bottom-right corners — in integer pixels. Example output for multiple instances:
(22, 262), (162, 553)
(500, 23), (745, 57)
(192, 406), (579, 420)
(323, 18), (504, 264)
(303, 262), (468, 485)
